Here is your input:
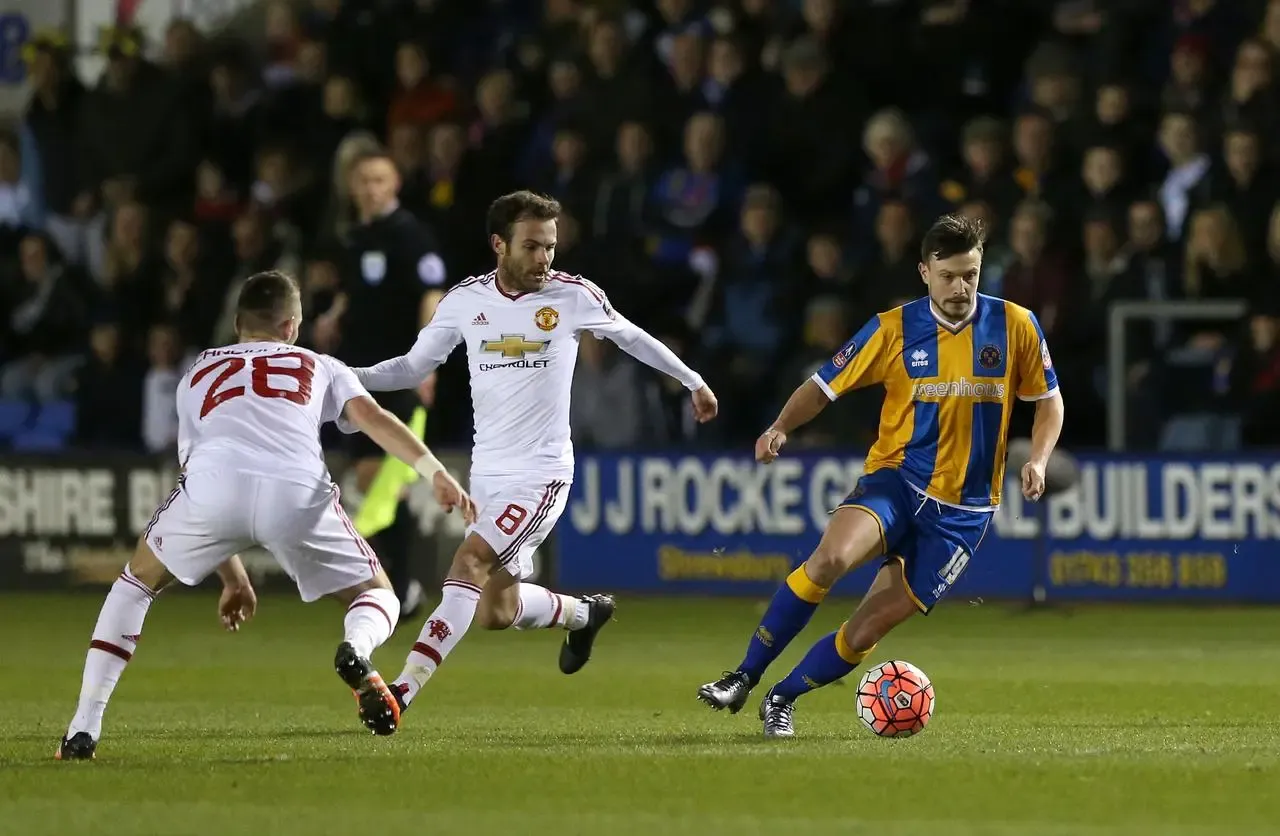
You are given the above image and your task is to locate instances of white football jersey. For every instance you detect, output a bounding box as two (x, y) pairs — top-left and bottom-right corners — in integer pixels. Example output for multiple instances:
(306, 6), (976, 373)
(355, 270), (704, 479)
(177, 342), (368, 485)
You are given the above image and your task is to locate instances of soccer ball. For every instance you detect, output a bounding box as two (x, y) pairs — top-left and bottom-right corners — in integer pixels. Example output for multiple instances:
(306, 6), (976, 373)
(855, 660), (935, 738)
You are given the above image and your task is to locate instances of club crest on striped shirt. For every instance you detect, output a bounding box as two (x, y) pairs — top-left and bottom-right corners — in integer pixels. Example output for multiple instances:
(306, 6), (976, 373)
(979, 344), (1001, 369)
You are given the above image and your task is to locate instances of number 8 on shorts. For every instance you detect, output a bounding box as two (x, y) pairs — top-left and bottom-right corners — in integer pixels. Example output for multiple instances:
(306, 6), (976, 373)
(470, 478), (571, 579)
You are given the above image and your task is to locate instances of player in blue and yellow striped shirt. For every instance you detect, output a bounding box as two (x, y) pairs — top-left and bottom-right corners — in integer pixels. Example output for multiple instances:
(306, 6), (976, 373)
(697, 214), (1065, 738)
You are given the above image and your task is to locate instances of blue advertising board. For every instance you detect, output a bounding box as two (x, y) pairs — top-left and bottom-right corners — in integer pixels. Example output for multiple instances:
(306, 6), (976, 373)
(556, 453), (1280, 603)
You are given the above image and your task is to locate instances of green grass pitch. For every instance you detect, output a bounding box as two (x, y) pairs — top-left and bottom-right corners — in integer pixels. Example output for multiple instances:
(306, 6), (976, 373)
(1, 593), (1278, 835)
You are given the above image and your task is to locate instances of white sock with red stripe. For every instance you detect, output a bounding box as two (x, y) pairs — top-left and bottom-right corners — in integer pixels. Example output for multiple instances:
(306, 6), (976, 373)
(513, 584), (589, 630)
(343, 588), (400, 659)
(393, 579), (480, 705)
(66, 567), (156, 741)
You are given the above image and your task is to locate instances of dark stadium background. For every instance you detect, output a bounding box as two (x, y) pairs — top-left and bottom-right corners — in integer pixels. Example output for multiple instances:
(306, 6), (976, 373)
(3, 0), (1280, 600)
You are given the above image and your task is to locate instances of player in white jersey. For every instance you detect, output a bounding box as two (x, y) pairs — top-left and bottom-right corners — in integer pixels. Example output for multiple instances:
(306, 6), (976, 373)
(55, 271), (477, 761)
(352, 191), (718, 722)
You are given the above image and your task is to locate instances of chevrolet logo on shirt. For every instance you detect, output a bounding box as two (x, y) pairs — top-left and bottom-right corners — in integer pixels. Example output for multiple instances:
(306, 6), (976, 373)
(480, 334), (550, 358)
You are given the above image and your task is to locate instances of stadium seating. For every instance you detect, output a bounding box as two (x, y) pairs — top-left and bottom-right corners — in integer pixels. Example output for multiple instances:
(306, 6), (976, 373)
(3, 400), (75, 452)
(0, 400), (31, 440)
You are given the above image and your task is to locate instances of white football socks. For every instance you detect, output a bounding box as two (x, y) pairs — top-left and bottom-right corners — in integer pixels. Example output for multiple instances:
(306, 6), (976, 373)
(343, 588), (400, 659)
(513, 584), (588, 630)
(67, 567), (156, 741)
(394, 579), (480, 705)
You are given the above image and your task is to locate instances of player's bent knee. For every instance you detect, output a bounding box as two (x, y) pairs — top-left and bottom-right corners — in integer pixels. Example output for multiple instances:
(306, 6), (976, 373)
(127, 538), (172, 592)
(475, 602), (516, 630)
(806, 510), (886, 586)
(447, 536), (497, 586)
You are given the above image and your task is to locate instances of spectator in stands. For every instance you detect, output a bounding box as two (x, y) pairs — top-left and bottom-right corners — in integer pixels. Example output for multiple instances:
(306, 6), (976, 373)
(1219, 38), (1278, 147)
(591, 121), (654, 243)
(158, 217), (220, 352)
(1, 233), (85, 403)
(799, 228), (854, 300)
(211, 208), (299, 345)
(1024, 41), (1083, 130)
(77, 25), (195, 217)
(21, 32), (84, 263)
(1181, 204), (1251, 347)
(0, 131), (41, 251)
(705, 184), (799, 436)
(776, 295), (876, 448)
(1156, 110), (1211, 241)
(765, 37), (861, 221)
(571, 335), (647, 448)
(942, 116), (1020, 221)
(387, 40), (457, 136)
(852, 108), (940, 244)
(204, 46), (262, 189)
(1086, 80), (1150, 183)
(532, 125), (594, 223)
(703, 35), (766, 167)
(520, 55), (587, 181)
(1000, 199), (1070, 339)
(1067, 144), (1132, 230)
(1010, 108), (1070, 209)
(310, 74), (369, 173)
(141, 322), (183, 454)
(1080, 208), (1128, 304)
(1163, 34), (1213, 118)
(1225, 304), (1280, 445)
(653, 30), (708, 153)
(418, 122), (470, 267)
(648, 112), (739, 267)
(74, 321), (142, 449)
(1210, 125), (1276, 263)
(860, 200), (921, 311)
(317, 131), (380, 247)
(92, 201), (160, 340)
(577, 17), (651, 159)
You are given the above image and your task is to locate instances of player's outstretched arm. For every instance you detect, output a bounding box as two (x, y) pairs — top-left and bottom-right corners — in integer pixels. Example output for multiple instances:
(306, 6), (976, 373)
(342, 395), (478, 524)
(756, 379), (830, 464)
(597, 317), (717, 422)
(352, 309), (461, 392)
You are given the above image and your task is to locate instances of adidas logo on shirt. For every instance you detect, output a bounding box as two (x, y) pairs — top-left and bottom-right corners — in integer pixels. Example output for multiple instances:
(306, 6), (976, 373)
(472, 313), (489, 326)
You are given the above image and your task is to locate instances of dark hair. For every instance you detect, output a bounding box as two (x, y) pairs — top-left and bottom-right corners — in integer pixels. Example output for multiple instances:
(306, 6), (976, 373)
(236, 270), (300, 334)
(921, 214), (987, 263)
(486, 190), (562, 241)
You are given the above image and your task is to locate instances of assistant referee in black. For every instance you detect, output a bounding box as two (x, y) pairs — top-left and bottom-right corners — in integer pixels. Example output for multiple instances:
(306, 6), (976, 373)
(314, 148), (447, 618)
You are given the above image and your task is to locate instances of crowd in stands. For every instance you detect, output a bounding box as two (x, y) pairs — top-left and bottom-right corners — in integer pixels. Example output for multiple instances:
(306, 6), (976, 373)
(3, 0), (1280, 454)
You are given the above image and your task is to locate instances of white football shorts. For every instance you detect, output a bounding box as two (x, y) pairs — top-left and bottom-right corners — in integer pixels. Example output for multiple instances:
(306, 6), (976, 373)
(144, 470), (380, 602)
(468, 476), (570, 579)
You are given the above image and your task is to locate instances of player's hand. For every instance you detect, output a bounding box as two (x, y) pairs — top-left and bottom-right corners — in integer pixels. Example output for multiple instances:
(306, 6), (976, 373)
(755, 427), (787, 464)
(691, 385), (718, 423)
(432, 471), (478, 525)
(219, 581), (257, 632)
(1021, 460), (1047, 502)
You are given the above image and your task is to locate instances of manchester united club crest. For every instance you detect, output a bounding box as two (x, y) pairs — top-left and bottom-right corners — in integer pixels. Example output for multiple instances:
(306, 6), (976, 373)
(978, 344), (1002, 369)
(832, 341), (856, 369)
(535, 306), (559, 332)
